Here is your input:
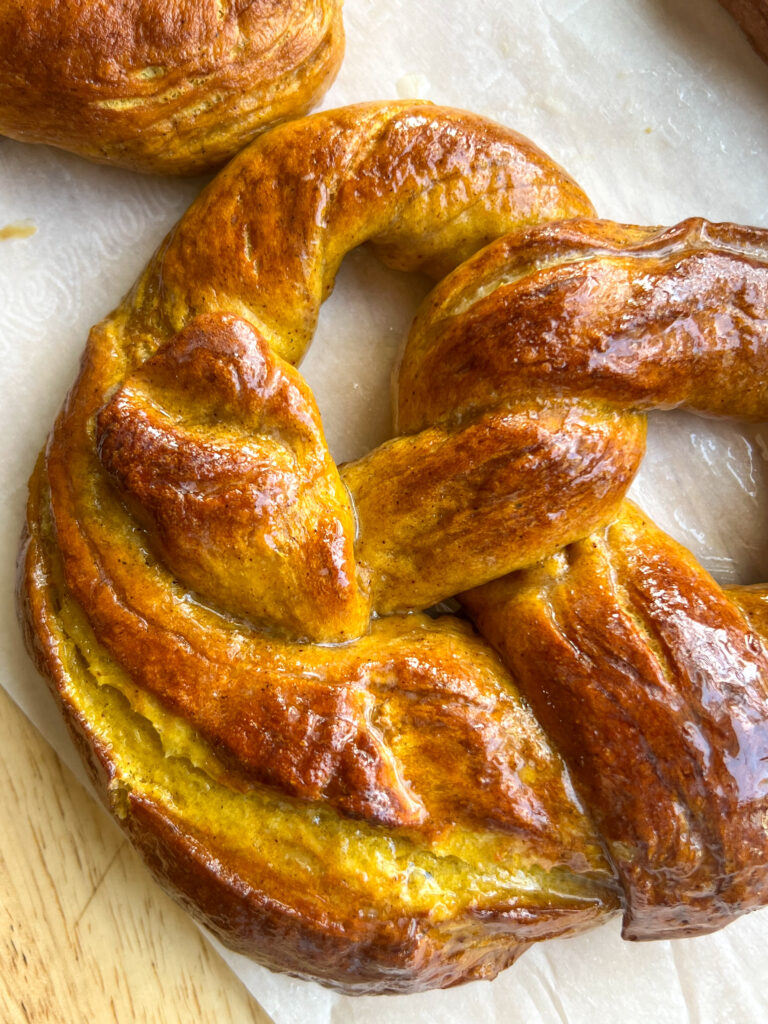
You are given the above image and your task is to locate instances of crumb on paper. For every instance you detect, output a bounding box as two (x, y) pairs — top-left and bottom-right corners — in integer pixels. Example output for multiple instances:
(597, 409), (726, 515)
(0, 220), (37, 241)
(396, 73), (430, 100)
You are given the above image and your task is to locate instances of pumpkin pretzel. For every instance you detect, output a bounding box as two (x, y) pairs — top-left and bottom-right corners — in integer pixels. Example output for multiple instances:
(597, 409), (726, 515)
(18, 101), (768, 992)
(0, 0), (344, 174)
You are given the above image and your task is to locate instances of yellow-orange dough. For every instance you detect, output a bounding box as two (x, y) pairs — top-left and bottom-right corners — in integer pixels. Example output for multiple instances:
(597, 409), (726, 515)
(0, 0), (344, 174)
(18, 102), (768, 992)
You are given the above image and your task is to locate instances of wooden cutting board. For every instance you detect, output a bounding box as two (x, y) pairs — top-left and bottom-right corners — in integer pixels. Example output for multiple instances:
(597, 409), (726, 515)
(0, 684), (272, 1023)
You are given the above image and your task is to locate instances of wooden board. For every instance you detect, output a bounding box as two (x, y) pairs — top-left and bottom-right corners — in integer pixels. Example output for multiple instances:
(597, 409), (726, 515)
(0, 684), (273, 1023)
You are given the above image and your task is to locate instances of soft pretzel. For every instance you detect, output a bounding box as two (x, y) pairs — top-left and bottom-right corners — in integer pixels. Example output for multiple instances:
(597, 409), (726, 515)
(405, 215), (768, 938)
(17, 101), (768, 993)
(0, 0), (344, 174)
(19, 102), (609, 993)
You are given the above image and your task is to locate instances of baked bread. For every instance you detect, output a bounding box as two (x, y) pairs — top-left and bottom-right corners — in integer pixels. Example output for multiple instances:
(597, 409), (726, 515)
(0, 0), (344, 174)
(17, 101), (768, 992)
(719, 0), (768, 62)
(403, 215), (768, 938)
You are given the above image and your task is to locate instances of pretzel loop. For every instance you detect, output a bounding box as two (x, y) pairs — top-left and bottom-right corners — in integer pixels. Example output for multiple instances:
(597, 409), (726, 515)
(19, 101), (768, 990)
(425, 216), (768, 938)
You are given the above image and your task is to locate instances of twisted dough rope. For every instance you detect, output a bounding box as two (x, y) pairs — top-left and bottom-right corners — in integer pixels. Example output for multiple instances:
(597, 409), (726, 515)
(397, 215), (768, 939)
(0, 0), (343, 173)
(17, 101), (768, 991)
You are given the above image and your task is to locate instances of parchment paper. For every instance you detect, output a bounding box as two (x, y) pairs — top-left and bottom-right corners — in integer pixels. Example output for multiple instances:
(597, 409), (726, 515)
(2, 1), (768, 1021)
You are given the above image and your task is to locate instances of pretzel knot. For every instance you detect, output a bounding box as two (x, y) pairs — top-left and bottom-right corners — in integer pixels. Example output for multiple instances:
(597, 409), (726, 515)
(19, 101), (768, 993)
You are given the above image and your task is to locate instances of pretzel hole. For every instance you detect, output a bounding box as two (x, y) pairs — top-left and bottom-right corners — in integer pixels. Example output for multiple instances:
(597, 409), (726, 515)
(301, 247), (432, 463)
(632, 409), (768, 584)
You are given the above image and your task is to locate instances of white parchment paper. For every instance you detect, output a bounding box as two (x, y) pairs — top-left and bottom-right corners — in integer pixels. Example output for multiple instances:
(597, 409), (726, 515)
(2, 1), (768, 1020)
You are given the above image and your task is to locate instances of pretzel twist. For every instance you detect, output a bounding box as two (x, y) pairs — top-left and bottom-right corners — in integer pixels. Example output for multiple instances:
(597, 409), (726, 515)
(400, 216), (768, 938)
(0, 0), (344, 173)
(18, 101), (768, 991)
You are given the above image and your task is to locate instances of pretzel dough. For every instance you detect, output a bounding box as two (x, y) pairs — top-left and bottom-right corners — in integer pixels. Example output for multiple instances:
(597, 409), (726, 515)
(18, 102), (768, 992)
(0, 0), (344, 174)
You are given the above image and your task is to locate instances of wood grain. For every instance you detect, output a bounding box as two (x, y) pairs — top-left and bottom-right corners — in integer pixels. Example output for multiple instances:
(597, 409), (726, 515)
(0, 684), (272, 1024)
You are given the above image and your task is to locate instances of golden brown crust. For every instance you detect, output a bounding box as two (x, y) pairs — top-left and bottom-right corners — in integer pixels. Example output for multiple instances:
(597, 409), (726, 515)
(719, 0), (768, 63)
(0, 0), (344, 174)
(355, 217), (768, 612)
(463, 503), (768, 940)
(396, 218), (768, 429)
(123, 791), (605, 994)
(434, 218), (768, 939)
(21, 452), (618, 992)
(19, 104), (620, 993)
(19, 98), (768, 988)
(343, 404), (646, 613)
(122, 101), (596, 359)
(95, 313), (370, 642)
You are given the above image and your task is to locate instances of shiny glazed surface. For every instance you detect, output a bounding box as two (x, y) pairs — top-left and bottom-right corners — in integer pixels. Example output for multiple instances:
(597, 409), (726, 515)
(20, 103), (617, 993)
(0, 0), (344, 173)
(465, 502), (768, 939)
(17, 102), (768, 990)
(409, 215), (768, 937)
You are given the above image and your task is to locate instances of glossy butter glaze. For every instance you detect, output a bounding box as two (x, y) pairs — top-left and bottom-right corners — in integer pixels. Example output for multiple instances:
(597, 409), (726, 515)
(0, 0), (344, 173)
(364, 218), (768, 612)
(18, 100), (768, 989)
(19, 104), (618, 993)
(464, 503), (768, 939)
(96, 313), (369, 642)
(427, 218), (768, 939)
